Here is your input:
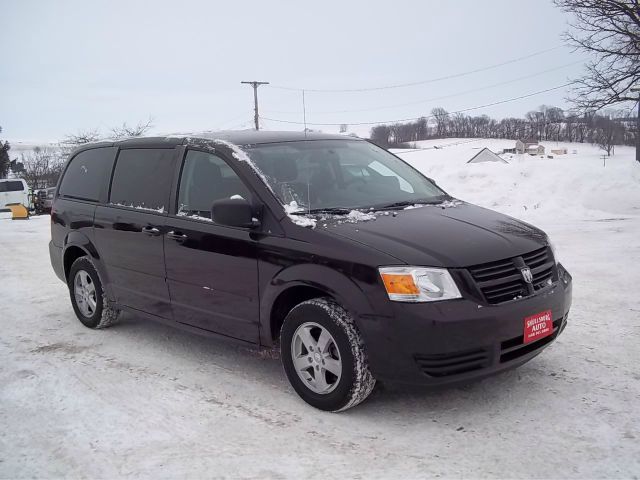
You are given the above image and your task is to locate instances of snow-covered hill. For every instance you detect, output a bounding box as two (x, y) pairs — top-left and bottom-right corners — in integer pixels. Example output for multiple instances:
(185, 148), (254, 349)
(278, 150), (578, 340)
(394, 138), (640, 223)
(5, 140), (63, 160)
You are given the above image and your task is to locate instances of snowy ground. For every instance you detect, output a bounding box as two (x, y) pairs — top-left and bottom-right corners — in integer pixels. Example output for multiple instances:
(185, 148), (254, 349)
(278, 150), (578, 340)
(1, 140), (639, 478)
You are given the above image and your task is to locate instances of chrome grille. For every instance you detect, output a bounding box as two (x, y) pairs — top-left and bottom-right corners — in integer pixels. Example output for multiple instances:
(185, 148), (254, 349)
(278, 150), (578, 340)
(468, 247), (556, 304)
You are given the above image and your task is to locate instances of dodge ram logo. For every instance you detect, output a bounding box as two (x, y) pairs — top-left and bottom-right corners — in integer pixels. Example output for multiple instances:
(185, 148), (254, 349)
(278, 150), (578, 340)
(520, 267), (533, 284)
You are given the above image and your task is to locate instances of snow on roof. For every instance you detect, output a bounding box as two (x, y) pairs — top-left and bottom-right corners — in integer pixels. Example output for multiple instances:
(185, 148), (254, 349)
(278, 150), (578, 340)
(467, 147), (508, 164)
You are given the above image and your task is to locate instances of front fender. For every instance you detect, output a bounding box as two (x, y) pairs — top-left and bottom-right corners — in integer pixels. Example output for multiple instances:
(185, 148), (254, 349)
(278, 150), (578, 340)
(259, 264), (386, 346)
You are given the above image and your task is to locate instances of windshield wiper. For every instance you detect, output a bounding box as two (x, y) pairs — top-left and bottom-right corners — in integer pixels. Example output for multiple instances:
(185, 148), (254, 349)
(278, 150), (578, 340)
(376, 200), (418, 209)
(375, 196), (449, 210)
(290, 207), (352, 215)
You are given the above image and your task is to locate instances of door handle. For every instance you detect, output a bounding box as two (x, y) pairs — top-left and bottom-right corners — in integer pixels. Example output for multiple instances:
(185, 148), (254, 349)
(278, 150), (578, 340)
(167, 231), (188, 243)
(141, 226), (161, 236)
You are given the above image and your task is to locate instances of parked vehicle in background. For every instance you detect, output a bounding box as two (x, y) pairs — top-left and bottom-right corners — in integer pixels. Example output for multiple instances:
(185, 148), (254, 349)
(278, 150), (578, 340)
(0, 178), (30, 210)
(43, 187), (56, 212)
(34, 187), (57, 214)
(49, 131), (572, 411)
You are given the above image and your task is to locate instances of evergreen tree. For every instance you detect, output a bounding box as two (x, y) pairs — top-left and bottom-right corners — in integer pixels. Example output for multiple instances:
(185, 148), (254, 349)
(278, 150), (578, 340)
(0, 126), (11, 179)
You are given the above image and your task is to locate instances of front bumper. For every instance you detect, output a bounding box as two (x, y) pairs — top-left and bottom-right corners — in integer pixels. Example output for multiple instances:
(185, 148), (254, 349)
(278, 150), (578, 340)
(359, 264), (572, 385)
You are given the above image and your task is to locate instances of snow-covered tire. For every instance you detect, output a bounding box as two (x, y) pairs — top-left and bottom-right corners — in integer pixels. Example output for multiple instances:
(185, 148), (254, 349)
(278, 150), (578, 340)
(280, 297), (376, 412)
(68, 257), (120, 329)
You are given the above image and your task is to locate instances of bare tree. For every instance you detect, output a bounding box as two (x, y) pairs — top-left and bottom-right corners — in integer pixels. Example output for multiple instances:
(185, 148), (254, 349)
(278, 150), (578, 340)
(110, 118), (153, 139)
(431, 107), (449, 137)
(594, 112), (626, 155)
(370, 125), (391, 146)
(56, 128), (101, 163)
(21, 147), (66, 191)
(415, 117), (428, 140)
(554, 0), (640, 110)
(59, 119), (153, 159)
(61, 128), (102, 146)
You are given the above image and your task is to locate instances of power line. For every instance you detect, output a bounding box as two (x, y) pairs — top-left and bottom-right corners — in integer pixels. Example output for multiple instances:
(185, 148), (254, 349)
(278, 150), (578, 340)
(269, 46), (564, 93)
(215, 110), (255, 130)
(260, 83), (573, 127)
(266, 61), (584, 116)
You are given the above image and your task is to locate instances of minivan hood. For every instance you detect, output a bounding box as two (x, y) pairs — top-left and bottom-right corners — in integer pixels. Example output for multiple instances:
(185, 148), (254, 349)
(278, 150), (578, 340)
(323, 202), (548, 267)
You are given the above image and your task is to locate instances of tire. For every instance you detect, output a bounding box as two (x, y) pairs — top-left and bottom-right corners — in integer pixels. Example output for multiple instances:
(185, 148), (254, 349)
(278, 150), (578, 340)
(68, 256), (120, 329)
(281, 297), (376, 412)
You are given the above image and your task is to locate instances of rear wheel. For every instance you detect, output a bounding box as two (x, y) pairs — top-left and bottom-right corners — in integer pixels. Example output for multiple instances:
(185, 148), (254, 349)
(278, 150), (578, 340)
(68, 257), (119, 329)
(281, 297), (375, 411)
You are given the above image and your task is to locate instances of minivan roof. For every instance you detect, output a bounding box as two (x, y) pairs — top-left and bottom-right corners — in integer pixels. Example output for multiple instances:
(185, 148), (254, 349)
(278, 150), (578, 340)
(70, 131), (361, 154)
(169, 130), (360, 146)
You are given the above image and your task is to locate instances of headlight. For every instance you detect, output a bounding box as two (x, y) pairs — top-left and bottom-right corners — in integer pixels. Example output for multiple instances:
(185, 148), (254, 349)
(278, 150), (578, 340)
(379, 266), (462, 302)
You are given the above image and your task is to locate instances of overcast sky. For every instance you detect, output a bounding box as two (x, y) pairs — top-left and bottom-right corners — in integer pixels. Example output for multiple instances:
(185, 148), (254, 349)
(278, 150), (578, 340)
(1, 0), (584, 141)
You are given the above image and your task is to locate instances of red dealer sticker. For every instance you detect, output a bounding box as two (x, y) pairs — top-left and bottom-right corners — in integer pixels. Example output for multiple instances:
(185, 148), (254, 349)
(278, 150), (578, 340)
(523, 310), (553, 344)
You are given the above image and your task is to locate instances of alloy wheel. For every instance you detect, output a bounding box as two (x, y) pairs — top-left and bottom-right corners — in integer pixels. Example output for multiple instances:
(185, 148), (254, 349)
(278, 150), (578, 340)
(74, 270), (97, 317)
(290, 321), (342, 394)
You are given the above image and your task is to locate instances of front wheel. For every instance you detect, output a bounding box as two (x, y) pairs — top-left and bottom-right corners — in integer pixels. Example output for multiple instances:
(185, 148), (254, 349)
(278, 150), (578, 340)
(281, 297), (376, 411)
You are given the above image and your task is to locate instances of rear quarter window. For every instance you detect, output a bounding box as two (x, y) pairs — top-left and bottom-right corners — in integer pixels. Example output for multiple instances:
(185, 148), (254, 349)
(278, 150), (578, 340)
(109, 148), (175, 213)
(59, 147), (117, 202)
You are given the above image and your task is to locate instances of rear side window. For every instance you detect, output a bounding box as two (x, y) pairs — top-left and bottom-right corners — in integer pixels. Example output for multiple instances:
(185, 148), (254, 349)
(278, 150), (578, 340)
(109, 149), (175, 213)
(59, 148), (116, 201)
(0, 181), (25, 192)
(177, 150), (251, 220)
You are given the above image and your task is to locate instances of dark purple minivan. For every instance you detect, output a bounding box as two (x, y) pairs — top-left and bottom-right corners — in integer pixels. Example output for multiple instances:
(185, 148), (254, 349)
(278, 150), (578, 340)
(49, 131), (572, 411)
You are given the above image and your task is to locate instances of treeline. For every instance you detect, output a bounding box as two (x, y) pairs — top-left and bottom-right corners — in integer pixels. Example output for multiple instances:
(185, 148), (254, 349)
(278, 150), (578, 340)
(370, 105), (636, 151)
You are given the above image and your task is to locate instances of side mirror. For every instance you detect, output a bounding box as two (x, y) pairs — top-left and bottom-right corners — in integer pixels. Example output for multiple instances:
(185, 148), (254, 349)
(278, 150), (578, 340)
(211, 197), (259, 228)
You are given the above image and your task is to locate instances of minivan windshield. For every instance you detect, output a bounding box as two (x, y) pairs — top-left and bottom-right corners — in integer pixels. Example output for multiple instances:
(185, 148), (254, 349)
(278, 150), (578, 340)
(244, 140), (446, 212)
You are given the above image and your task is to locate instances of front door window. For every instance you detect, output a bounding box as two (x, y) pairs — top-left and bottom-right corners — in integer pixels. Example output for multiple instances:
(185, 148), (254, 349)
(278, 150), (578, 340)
(177, 150), (251, 220)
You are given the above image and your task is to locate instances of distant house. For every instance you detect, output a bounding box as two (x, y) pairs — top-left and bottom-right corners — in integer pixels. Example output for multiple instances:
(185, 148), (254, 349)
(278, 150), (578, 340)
(515, 139), (545, 155)
(551, 148), (567, 155)
(467, 148), (508, 164)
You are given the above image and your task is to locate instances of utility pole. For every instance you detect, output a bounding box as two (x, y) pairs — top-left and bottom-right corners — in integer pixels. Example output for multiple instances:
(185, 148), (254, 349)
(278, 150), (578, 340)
(241, 81), (269, 131)
(632, 86), (640, 163)
(302, 89), (307, 136)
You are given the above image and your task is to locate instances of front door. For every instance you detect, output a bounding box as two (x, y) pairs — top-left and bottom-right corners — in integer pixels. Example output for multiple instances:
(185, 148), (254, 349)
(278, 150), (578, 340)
(164, 149), (259, 342)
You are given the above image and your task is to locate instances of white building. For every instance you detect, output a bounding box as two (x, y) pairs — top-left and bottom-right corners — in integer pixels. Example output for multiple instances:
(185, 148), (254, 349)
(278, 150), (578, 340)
(515, 140), (545, 155)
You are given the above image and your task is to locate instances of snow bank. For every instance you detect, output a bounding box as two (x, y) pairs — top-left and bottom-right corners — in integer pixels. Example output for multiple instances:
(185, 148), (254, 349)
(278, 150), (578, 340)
(394, 139), (640, 224)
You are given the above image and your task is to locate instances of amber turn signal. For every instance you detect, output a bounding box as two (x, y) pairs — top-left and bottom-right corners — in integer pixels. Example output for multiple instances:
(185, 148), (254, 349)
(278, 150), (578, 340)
(380, 273), (419, 295)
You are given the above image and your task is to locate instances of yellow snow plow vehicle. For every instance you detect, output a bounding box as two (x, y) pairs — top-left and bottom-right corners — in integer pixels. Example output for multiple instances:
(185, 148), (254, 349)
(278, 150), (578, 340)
(5, 203), (30, 219)
(1, 179), (31, 220)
